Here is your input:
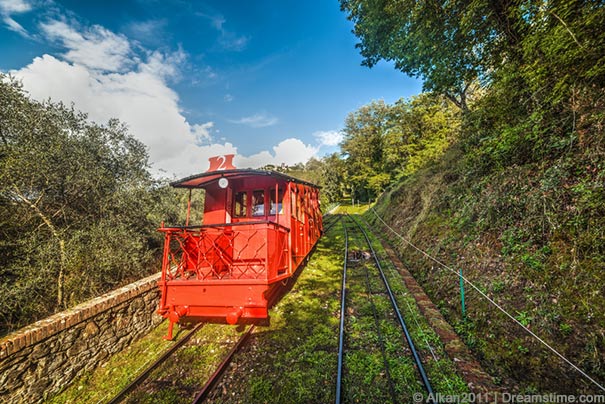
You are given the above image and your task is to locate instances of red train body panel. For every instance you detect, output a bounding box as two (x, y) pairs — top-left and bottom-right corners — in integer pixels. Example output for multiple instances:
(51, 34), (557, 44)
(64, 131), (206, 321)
(158, 156), (322, 339)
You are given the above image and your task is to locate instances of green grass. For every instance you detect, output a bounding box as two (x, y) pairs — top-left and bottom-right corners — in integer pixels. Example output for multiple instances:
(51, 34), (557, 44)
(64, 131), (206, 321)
(203, 223), (344, 403)
(334, 201), (372, 215)
(49, 320), (246, 403)
(365, 144), (605, 393)
(49, 320), (179, 403)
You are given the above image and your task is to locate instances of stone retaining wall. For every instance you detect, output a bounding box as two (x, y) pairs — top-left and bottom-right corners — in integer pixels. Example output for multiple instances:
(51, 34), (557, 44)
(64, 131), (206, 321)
(0, 272), (163, 403)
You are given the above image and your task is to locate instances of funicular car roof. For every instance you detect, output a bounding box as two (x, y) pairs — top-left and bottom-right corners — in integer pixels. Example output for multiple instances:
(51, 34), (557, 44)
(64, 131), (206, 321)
(171, 169), (320, 189)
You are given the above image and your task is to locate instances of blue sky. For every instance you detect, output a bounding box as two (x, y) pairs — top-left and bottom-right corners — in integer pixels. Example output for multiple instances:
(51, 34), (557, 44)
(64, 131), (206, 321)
(0, 0), (422, 177)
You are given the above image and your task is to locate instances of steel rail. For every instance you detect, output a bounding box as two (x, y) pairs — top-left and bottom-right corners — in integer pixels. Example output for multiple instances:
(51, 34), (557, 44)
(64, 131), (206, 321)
(335, 216), (347, 404)
(349, 214), (435, 401)
(107, 322), (205, 404)
(359, 227), (399, 403)
(192, 324), (256, 403)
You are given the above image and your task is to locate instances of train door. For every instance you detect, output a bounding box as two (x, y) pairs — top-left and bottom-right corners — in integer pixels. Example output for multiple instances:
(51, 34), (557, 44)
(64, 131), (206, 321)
(297, 185), (307, 260)
(290, 185), (298, 262)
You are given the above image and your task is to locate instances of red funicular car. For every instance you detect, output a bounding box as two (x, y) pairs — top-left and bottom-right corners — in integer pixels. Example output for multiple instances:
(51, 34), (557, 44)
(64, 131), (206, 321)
(158, 155), (322, 339)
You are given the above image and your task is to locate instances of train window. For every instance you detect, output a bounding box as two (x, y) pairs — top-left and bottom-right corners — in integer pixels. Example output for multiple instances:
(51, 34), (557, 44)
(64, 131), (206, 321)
(297, 191), (305, 223)
(234, 191), (247, 217)
(252, 190), (265, 216)
(270, 189), (284, 215)
(290, 189), (296, 218)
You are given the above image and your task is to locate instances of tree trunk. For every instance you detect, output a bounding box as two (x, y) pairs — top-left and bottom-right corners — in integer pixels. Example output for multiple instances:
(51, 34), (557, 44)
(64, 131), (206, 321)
(12, 186), (67, 308)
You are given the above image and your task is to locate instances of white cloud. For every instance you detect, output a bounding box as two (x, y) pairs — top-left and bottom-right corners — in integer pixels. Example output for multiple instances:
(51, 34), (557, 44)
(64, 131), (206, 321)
(139, 48), (186, 80)
(161, 142), (239, 175)
(0, 0), (30, 13)
(0, 0), (32, 36)
(40, 20), (133, 72)
(192, 122), (214, 145)
(230, 113), (278, 128)
(314, 130), (344, 147)
(3, 15), (25, 34)
(237, 138), (318, 168)
(13, 54), (195, 172)
(10, 18), (319, 178)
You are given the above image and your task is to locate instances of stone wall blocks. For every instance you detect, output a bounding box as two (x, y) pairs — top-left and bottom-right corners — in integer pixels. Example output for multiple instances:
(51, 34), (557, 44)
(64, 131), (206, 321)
(47, 353), (66, 373)
(31, 343), (50, 360)
(1, 272), (161, 403)
(82, 321), (100, 339)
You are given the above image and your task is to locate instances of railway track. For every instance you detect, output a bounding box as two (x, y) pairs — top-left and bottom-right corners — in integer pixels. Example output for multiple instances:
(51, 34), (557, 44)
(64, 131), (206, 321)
(107, 323), (255, 404)
(110, 215), (338, 404)
(107, 323), (205, 403)
(192, 324), (255, 403)
(335, 213), (435, 403)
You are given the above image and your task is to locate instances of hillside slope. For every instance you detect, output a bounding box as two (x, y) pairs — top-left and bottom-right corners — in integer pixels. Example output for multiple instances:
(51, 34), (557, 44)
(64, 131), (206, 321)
(366, 143), (605, 394)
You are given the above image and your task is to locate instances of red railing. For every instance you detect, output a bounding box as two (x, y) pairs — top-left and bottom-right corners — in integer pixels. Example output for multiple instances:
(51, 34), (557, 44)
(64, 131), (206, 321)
(159, 222), (289, 282)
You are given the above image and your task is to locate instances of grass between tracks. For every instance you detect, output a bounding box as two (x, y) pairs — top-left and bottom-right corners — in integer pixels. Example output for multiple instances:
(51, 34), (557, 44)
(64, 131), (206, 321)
(343, 212), (469, 402)
(205, 216), (344, 403)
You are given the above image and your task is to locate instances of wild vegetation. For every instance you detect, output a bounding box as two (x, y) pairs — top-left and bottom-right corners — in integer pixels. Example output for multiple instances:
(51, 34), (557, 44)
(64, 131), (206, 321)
(321, 0), (605, 394)
(0, 75), (183, 335)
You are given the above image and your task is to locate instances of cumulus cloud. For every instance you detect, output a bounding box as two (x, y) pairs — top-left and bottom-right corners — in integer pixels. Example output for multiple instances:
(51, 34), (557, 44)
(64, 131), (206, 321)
(13, 53), (197, 171)
(236, 138), (318, 169)
(0, 0), (32, 36)
(314, 130), (344, 147)
(40, 20), (133, 72)
(192, 122), (214, 145)
(10, 18), (319, 178)
(139, 47), (186, 79)
(230, 113), (278, 128)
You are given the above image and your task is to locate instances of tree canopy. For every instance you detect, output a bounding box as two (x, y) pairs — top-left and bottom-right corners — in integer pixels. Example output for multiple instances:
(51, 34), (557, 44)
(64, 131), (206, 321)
(337, 94), (460, 201)
(0, 75), (180, 334)
(340, 0), (605, 112)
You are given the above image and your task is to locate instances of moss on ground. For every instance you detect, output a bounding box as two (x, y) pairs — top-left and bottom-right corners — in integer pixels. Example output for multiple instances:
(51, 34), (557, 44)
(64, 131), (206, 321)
(366, 146), (605, 393)
(344, 215), (469, 401)
(49, 320), (178, 403)
(205, 224), (344, 403)
(207, 215), (468, 403)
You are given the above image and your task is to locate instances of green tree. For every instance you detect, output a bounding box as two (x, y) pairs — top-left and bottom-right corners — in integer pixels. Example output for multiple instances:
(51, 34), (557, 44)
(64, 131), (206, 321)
(340, 100), (391, 200)
(339, 0), (497, 110)
(341, 0), (605, 167)
(390, 94), (461, 177)
(318, 153), (347, 203)
(0, 74), (178, 334)
(339, 0), (605, 111)
(340, 95), (459, 199)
